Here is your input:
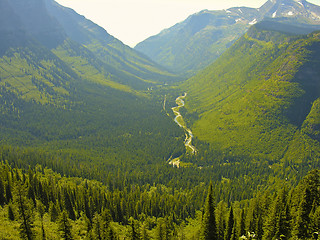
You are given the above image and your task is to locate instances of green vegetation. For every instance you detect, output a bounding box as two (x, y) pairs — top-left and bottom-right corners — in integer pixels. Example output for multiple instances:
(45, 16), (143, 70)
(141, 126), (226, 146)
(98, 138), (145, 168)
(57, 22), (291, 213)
(0, 159), (319, 239)
(182, 25), (320, 168)
(1, 0), (320, 239)
(135, 10), (251, 75)
(135, 0), (320, 76)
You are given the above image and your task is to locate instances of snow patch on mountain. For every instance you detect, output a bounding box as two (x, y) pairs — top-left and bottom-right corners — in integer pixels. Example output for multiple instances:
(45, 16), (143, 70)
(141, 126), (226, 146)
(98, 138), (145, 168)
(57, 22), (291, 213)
(272, 11), (277, 18)
(249, 19), (257, 25)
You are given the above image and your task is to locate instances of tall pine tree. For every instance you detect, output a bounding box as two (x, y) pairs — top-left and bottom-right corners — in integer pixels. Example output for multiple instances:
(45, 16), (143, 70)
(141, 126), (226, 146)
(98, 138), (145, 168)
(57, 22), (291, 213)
(293, 187), (313, 239)
(200, 182), (217, 240)
(262, 188), (290, 240)
(14, 181), (35, 240)
(0, 177), (5, 205)
(224, 206), (234, 240)
(239, 209), (246, 238)
(58, 210), (73, 240)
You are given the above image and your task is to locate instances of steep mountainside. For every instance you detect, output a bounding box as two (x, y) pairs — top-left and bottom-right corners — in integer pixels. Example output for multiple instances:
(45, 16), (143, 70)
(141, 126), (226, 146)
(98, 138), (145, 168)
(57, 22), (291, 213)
(0, 0), (185, 170)
(45, 0), (179, 86)
(182, 22), (320, 166)
(135, 0), (320, 75)
(1, 0), (177, 94)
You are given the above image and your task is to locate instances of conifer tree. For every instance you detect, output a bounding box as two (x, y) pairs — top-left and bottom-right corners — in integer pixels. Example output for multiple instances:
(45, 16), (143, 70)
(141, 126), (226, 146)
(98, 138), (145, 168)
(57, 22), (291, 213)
(141, 223), (150, 240)
(49, 201), (59, 222)
(64, 190), (76, 220)
(58, 210), (73, 240)
(157, 218), (169, 240)
(224, 206), (234, 240)
(130, 218), (141, 240)
(239, 209), (246, 238)
(6, 180), (13, 203)
(200, 182), (217, 240)
(311, 206), (320, 234)
(230, 219), (237, 240)
(107, 226), (117, 240)
(8, 203), (15, 221)
(0, 177), (5, 205)
(14, 181), (35, 240)
(92, 213), (103, 240)
(101, 208), (113, 237)
(37, 201), (46, 240)
(247, 198), (258, 234)
(294, 187), (313, 239)
(216, 201), (227, 240)
(27, 184), (36, 207)
(262, 188), (290, 240)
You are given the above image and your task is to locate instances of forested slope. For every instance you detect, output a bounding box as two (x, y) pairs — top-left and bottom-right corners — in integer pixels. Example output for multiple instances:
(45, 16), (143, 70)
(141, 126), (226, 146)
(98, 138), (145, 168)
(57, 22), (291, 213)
(0, 153), (319, 239)
(0, 0), (187, 169)
(182, 22), (320, 169)
(1, 0), (320, 239)
(135, 0), (320, 75)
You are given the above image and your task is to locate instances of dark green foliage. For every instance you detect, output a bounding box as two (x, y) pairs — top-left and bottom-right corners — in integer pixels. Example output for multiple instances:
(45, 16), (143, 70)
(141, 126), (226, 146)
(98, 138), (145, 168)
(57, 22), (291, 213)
(130, 218), (141, 240)
(216, 201), (227, 240)
(0, 160), (318, 239)
(200, 182), (217, 240)
(63, 190), (76, 221)
(141, 223), (150, 240)
(294, 187), (313, 239)
(92, 213), (103, 240)
(107, 226), (117, 240)
(224, 206), (234, 240)
(8, 204), (15, 221)
(5, 180), (13, 203)
(239, 209), (246, 238)
(14, 181), (35, 240)
(49, 202), (59, 222)
(58, 211), (73, 240)
(0, 177), (5, 205)
(311, 206), (320, 233)
(156, 218), (170, 240)
(262, 188), (290, 240)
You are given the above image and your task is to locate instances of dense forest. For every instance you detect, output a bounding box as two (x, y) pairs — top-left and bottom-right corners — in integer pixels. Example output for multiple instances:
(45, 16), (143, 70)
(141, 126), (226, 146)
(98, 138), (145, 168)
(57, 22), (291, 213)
(0, 152), (319, 239)
(1, 0), (320, 239)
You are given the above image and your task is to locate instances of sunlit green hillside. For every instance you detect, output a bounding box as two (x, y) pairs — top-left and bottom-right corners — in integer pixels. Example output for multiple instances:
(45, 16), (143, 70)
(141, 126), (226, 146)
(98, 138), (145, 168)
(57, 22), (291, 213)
(0, 0), (185, 171)
(183, 23), (320, 165)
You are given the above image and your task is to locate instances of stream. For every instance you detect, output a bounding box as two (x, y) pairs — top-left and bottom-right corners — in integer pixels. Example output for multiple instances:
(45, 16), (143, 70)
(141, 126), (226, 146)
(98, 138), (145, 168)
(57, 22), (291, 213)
(168, 93), (197, 167)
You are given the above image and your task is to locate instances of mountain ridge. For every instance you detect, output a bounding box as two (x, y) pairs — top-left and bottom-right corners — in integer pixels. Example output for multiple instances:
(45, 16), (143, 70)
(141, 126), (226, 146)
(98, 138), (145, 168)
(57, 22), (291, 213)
(135, 0), (320, 75)
(0, 0), (185, 169)
(180, 23), (320, 165)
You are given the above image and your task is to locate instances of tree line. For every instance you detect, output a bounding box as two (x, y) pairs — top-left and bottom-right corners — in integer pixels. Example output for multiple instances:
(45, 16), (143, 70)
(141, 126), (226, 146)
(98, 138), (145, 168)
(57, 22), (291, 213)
(0, 159), (319, 239)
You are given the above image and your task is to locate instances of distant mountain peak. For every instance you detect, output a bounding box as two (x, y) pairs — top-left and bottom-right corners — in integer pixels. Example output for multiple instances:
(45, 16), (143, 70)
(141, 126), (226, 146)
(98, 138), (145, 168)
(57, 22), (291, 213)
(260, 0), (320, 22)
(135, 0), (320, 74)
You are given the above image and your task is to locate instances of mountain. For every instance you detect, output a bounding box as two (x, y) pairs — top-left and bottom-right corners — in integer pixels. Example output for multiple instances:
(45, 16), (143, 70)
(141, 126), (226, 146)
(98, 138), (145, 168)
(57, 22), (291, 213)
(135, 0), (320, 75)
(0, 0), (185, 172)
(1, 0), (178, 93)
(181, 21), (320, 166)
(45, 0), (180, 87)
(1, 0), (320, 238)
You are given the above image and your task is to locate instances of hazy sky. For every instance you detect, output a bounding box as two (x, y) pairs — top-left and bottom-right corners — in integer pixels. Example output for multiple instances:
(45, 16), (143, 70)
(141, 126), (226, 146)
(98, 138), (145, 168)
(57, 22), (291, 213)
(55, 0), (320, 47)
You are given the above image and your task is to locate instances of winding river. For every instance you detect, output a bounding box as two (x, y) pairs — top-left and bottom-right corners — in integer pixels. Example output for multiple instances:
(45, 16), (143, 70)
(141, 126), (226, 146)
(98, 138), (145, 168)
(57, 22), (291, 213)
(170, 93), (197, 167)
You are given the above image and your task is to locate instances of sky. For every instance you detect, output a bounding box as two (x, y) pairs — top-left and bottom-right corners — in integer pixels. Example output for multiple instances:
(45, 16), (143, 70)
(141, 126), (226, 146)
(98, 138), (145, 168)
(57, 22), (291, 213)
(55, 0), (320, 47)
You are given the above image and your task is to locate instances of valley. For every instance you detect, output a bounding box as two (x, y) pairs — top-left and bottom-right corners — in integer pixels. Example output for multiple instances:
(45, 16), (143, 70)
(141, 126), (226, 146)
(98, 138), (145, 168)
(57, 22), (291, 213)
(0, 0), (320, 239)
(168, 93), (197, 167)
(171, 93), (197, 154)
